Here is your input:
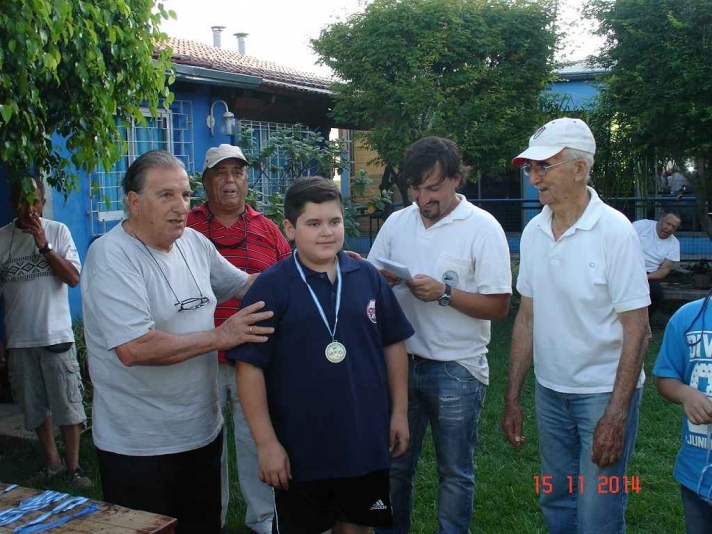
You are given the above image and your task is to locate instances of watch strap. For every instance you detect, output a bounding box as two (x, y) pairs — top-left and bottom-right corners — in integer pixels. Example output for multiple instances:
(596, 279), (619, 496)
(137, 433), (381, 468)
(438, 283), (452, 306)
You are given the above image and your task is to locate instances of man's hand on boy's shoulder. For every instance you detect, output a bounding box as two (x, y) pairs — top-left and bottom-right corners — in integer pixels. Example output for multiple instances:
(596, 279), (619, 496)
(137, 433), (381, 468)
(389, 411), (409, 458)
(215, 301), (274, 351)
(257, 439), (292, 490)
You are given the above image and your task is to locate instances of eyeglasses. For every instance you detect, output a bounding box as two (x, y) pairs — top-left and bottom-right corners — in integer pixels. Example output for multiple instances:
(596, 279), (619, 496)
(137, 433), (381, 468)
(521, 159), (577, 177)
(176, 296), (210, 311)
(133, 234), (211, 312)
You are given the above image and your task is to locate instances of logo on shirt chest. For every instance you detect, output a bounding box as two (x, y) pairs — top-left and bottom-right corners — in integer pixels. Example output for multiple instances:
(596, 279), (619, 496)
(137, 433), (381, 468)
(442, 270), (459, 287)
(366, 298), (377, 323)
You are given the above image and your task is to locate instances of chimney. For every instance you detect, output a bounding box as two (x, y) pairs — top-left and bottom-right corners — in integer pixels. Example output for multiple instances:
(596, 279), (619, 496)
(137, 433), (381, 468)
(234, 32), (248, 54)
(211, 26), (226, 48)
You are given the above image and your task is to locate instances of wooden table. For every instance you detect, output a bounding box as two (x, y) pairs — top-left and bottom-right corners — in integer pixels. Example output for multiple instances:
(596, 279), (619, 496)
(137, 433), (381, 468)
(0, 485), (176, 533)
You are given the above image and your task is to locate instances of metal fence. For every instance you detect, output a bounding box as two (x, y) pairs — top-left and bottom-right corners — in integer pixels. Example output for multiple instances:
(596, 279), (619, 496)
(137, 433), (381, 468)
(347, 195), (712, 260)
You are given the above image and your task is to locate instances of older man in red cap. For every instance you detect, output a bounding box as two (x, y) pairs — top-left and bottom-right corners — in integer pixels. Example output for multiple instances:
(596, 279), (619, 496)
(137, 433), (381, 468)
(503, 118), (651, 534)
(188, 144), (290, 534)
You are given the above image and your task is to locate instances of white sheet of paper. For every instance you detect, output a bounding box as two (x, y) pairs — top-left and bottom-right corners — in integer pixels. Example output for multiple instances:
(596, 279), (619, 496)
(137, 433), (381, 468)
(378, 258), (413, 281)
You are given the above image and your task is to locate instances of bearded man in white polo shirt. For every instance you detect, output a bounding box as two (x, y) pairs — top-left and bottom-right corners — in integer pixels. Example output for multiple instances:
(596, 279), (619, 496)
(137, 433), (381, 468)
(369, 136), (512, 533)
(633, 212), (681, 317)
(503, 118), (651, 534)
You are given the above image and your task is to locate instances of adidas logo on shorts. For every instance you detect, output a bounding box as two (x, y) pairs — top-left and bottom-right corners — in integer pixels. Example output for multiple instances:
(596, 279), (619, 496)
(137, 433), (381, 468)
(370, 499), (388, 511)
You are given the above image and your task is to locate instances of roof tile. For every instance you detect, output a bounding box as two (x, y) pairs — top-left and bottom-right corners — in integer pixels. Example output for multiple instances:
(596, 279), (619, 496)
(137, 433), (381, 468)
(158, 37), (333, 94)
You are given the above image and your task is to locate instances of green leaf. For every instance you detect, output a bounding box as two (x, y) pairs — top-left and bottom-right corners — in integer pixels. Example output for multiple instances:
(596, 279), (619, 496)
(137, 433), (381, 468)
(0, 104), (12, 123)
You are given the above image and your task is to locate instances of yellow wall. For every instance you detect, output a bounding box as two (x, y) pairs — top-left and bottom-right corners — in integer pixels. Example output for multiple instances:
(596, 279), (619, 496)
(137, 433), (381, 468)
(352, 133), (385, 202)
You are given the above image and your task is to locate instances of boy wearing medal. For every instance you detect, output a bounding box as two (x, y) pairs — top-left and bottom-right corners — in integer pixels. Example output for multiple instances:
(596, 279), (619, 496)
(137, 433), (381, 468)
(227, 176), (414, 534)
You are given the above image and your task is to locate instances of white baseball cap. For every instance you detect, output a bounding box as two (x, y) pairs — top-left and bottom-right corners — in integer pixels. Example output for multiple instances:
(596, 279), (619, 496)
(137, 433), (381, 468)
(512, 117), (596, 167)
(203, 144), (248, 171)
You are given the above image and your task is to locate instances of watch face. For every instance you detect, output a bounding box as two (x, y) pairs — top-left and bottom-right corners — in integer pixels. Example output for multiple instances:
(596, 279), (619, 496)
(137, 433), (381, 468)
(438, 295), (451, 306)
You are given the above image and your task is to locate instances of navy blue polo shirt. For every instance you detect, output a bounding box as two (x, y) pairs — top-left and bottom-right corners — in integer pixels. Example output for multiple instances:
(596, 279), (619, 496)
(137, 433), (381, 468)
(226, 250), (414, 482)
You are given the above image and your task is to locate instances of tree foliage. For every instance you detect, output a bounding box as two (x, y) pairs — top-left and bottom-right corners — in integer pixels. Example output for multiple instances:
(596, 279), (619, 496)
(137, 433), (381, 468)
(312, 0), (557, 200)
(0, 0), (175, 196)
(588, 0), (712, 233)
(236, 125), (348, 196)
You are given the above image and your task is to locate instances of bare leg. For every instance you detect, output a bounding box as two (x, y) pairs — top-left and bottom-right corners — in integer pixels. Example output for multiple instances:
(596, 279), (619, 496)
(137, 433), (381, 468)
(332, 523), (370, 534)
(35, 416), (61, 469)
(59, 424), (81, 472)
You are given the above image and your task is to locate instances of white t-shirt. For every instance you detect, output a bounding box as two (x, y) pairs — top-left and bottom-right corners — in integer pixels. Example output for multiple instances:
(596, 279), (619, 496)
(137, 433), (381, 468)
(517, 187), (650, 394)
(668, 172), (688, 193)
(82, 223), (248, 456)
(0, 219), (80, 348)
(632, 219), (680, 273)
(368, 195), (512, 385)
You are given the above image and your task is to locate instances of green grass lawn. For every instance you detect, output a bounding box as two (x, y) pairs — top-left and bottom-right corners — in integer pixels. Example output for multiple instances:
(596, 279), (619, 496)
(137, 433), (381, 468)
(0, 311), (686, 533)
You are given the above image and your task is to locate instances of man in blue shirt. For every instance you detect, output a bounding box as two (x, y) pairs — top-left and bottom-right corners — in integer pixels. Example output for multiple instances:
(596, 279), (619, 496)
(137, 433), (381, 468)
(227, 176), (414, 534)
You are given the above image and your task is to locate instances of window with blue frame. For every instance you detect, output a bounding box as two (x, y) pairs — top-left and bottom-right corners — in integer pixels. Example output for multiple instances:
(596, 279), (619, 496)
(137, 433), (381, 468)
(89, 101), (194, 236)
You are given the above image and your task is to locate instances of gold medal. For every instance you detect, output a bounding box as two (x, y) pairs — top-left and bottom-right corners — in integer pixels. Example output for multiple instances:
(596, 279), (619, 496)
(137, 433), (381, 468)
(325, 341), (347, 363)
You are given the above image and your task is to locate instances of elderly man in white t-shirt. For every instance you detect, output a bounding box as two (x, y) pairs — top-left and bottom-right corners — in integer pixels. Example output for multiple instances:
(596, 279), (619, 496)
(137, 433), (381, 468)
(633, 212), (681, 317)
(81, 150), (274, 533)
(503, 118), (651, 534)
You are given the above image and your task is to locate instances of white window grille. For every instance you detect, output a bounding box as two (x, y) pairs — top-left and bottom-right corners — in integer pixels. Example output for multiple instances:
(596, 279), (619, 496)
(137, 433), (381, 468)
(238, 120), (304, 200)
(89, 100), (194, 236)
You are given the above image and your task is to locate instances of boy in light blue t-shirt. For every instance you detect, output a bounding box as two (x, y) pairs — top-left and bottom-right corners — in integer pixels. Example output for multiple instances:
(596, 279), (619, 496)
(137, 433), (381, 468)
(653, 295), (712, 533)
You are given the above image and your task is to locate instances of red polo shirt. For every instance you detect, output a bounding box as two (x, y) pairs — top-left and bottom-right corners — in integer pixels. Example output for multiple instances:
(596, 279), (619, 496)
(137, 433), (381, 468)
(187, 202), (292, 362)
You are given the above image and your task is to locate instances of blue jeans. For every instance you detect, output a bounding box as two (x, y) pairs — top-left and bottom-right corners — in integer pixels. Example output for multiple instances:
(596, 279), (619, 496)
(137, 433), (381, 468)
(380, 357), (487, 534)
(535, 383), (642, 534)
(681, 484), (712, 534)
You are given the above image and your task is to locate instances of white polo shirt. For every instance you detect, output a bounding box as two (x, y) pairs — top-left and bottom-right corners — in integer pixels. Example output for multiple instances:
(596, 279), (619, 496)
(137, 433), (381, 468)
(517, 187), (650, 394)
(632, 219), (680, 273)
(368, 195), (512, 385)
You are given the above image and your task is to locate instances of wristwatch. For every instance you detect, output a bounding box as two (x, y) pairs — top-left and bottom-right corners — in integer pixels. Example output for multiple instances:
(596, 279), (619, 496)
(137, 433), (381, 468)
(438, 283), (452, 306)
(38, 242), (53, 255)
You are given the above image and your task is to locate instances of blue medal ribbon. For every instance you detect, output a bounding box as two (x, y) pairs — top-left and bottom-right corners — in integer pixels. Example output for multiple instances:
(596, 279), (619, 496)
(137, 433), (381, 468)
(292, 249), (341, 342)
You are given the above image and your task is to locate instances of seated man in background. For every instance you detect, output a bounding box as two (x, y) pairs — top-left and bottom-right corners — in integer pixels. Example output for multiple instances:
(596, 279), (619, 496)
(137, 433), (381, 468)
(633, 212), (681, 317)
(668, 167), (689, 197)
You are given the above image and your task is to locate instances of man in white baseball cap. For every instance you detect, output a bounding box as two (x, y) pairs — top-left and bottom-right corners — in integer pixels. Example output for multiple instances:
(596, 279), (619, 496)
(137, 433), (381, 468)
(204, 143), (249, 169)
(503, 117), (651, 533)
(188, 144), (290, 533)
(511, 117), (596, 167)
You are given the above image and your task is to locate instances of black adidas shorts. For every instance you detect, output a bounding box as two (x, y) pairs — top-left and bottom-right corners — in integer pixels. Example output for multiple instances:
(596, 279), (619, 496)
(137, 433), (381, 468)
(272, 469), (392, 534)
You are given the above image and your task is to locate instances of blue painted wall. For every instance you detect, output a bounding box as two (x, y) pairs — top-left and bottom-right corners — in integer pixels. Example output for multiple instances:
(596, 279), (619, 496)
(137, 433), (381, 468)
(547, 79), (600, 110)
(0, 168), (12, 228)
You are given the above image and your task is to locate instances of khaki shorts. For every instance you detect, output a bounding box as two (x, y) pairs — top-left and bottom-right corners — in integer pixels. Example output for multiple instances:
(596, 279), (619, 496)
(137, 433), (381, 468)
(8, 344), (87, 430)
